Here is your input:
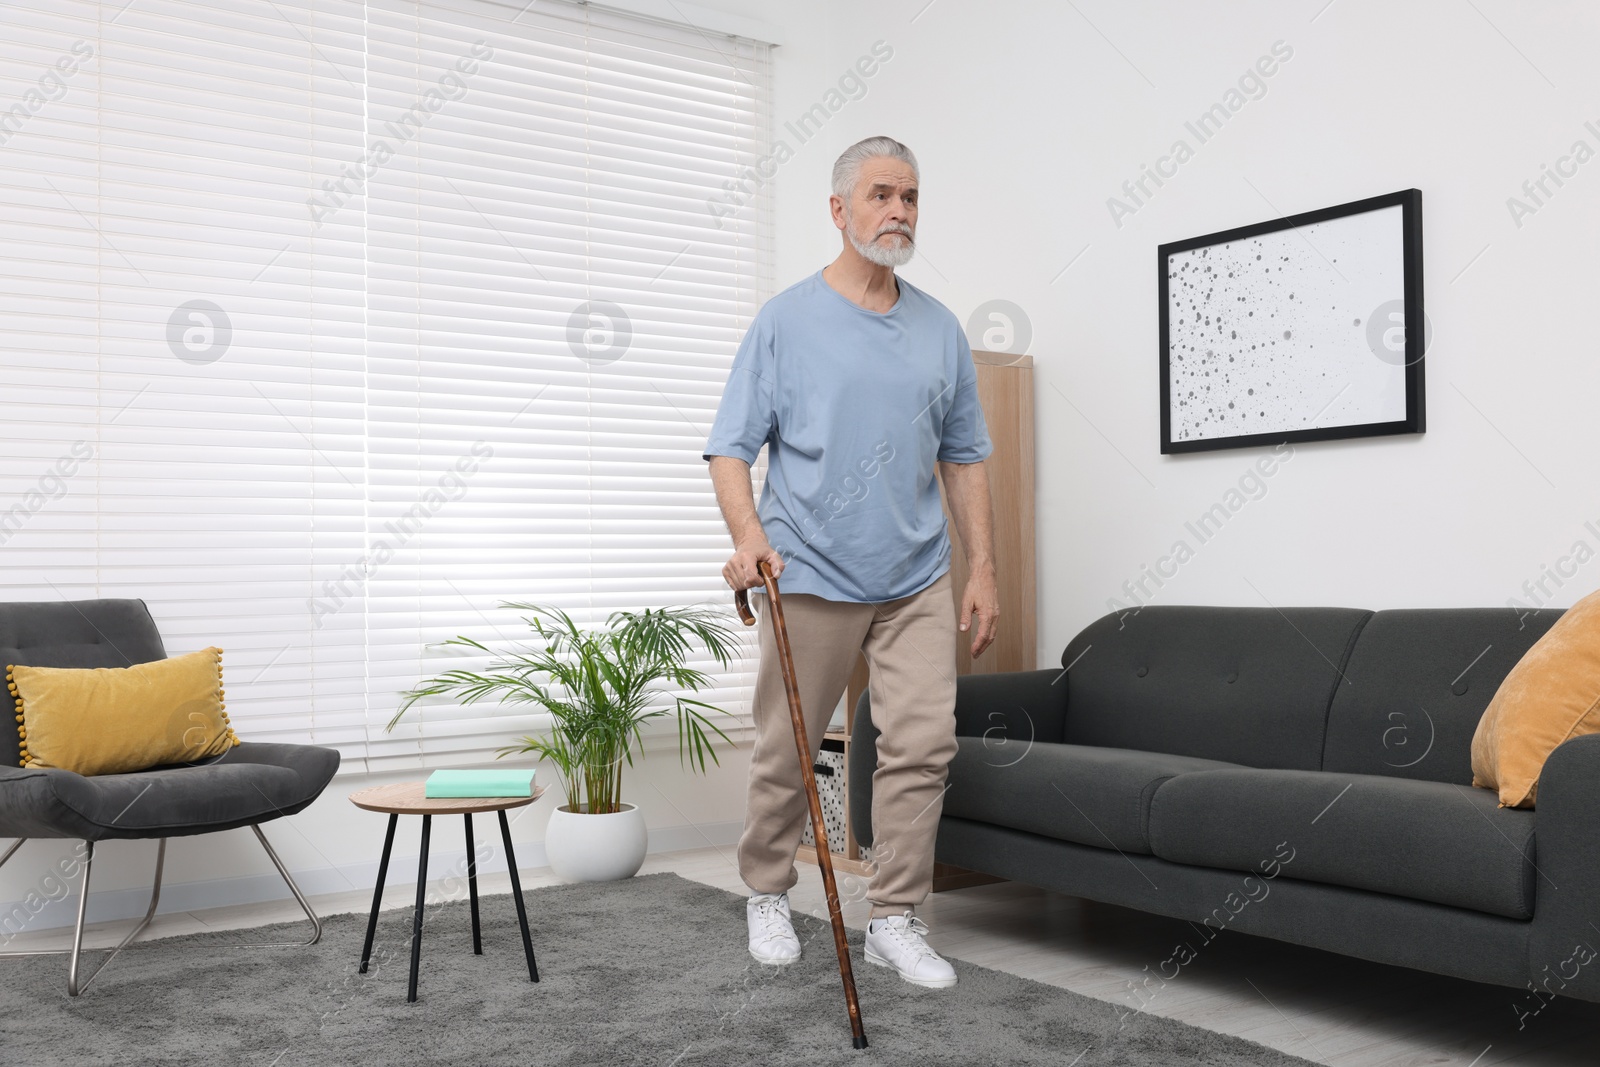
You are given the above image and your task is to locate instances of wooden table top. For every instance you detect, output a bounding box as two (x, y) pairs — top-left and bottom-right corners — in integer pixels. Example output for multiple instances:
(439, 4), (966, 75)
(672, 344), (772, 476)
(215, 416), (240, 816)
(348, 781), (545, 815)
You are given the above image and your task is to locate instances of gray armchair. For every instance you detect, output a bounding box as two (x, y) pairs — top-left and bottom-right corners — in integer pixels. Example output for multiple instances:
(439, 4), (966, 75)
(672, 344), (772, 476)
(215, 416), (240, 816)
(0, 599), (339, 994)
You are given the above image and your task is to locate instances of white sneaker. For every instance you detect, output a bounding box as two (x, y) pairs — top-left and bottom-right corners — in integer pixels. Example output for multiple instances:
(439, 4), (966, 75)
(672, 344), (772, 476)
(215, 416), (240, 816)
(865, 911), (957, 988)
(746, 892), (801, 965)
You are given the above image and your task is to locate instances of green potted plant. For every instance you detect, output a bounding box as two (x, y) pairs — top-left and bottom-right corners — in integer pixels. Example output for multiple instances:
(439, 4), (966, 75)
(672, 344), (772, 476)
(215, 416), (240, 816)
(387, 601), (740, 882)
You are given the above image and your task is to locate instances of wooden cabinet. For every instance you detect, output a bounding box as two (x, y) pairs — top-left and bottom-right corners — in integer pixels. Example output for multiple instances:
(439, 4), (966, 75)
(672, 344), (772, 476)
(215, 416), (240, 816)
(798, 351), (1036, 886)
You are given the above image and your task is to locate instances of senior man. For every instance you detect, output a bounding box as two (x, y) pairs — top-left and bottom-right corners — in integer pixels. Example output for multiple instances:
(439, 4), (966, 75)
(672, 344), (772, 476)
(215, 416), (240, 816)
(703, 135), (998, 989)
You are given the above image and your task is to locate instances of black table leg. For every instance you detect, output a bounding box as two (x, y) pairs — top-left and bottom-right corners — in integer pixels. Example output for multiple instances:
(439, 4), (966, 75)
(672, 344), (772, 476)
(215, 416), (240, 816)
(360, 814), (398, 975)
(498, 809), (539, 982)
(464, 813), (482, 955)
(408, 813), (432, 1002)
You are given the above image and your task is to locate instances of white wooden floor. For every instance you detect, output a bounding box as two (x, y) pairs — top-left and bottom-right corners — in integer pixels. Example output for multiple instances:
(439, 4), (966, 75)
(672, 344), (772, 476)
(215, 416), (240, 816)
(9, 845), (1597, 1066)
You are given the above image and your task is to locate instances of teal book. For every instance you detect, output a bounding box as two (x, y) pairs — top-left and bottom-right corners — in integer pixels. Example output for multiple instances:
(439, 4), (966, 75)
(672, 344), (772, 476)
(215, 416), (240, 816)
(425, 768), (537, 798)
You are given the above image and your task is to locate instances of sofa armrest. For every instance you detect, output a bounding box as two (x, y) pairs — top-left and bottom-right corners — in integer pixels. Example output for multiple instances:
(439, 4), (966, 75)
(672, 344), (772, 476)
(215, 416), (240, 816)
(1528, 733), (1600, 1003)
(950, 668), (1069, 743)
(848, 667), (1066, 849)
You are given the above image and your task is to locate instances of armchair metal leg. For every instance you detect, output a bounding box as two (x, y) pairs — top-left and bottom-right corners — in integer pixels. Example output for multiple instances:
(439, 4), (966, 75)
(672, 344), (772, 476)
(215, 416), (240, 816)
(0, 825), (321, 996)
(240, 824), (322, 948)
(0, 838), (166, 996)
(68, 839), (167, 995)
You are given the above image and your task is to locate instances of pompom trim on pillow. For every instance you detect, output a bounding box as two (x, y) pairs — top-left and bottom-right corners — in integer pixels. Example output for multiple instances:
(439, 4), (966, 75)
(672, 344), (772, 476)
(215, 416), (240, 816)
(9, 648), (240, 775)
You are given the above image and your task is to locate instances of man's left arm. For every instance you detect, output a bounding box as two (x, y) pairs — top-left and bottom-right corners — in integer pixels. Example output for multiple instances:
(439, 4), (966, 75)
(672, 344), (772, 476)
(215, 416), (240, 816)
(938, 458), (999, 658)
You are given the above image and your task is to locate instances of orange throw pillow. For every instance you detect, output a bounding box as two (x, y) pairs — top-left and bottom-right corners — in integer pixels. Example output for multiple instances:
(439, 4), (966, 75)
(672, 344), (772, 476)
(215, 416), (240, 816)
(1472, 589), (1600, 808)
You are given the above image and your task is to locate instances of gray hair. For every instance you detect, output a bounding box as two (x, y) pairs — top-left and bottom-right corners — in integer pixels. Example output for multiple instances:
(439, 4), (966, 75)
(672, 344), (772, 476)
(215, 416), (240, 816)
(831, 136), (918, 201)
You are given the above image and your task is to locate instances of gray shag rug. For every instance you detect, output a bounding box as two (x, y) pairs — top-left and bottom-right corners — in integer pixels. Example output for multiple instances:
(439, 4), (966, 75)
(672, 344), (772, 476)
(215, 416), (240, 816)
(0, 872), (1318, 1066)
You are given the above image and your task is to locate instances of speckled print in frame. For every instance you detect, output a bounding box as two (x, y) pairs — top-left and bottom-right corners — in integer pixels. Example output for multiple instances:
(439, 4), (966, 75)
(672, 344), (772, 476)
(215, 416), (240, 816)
(1158, 188), (1424, 455)
(1168, 205), (1405, 442)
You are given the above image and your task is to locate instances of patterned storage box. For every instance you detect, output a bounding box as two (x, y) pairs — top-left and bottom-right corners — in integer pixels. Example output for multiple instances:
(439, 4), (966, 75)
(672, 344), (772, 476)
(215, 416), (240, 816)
(801, 739), (868, 861)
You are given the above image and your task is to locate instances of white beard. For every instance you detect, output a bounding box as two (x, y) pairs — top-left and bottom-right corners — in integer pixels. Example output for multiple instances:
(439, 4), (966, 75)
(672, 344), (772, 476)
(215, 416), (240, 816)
(847, 212), (915, 267)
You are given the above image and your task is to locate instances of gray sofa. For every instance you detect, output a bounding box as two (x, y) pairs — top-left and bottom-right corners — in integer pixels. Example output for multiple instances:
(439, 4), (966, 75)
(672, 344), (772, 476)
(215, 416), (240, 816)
(849, 605), (1600, 1005)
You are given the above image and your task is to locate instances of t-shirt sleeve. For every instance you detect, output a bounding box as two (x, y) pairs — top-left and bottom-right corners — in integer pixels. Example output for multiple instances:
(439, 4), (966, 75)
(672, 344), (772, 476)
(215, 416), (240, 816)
(703, 310), (777, 464)
(936, 329), (993, 463)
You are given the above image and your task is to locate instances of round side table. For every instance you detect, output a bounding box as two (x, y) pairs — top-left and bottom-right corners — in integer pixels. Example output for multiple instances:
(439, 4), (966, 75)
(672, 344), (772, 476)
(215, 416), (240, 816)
(349, 781), (546, 1002)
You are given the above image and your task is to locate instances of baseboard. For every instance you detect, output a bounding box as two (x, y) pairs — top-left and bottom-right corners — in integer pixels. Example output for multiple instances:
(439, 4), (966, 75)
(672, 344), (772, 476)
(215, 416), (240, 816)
(0, 819), (744, 939)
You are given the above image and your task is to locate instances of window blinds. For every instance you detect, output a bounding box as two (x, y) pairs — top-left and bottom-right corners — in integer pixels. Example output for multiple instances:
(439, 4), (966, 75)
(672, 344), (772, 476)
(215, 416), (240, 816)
(0, 0), (773, 774)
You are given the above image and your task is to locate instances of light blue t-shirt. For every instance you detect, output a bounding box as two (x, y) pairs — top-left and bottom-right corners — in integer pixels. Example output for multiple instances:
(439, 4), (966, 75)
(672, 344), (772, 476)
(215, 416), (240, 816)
(703, 269), (993, 603)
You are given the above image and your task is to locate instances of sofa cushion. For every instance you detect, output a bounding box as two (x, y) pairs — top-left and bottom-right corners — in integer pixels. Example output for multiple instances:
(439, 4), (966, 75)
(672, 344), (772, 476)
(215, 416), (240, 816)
(1147, 768), (1538, 919)
(943, 737), (1242, 854)
(1059, 606), (1373, 770)
(1323, 607), (1563, 786)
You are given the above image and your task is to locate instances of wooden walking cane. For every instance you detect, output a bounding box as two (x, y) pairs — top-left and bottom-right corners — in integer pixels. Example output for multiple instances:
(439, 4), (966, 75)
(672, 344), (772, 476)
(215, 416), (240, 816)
(735, 559), (869, 1050)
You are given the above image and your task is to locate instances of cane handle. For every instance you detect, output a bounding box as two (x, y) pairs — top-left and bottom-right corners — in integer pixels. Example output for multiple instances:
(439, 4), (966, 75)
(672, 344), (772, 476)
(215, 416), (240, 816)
(732, 559), (774, 626)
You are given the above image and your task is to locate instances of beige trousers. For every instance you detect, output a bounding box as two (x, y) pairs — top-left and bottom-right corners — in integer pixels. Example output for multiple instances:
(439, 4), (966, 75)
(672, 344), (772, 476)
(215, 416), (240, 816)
(736, 569), (958, 919)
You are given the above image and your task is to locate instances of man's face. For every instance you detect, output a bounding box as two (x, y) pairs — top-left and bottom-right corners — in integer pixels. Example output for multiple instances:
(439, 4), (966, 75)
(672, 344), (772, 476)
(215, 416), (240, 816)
(835, 157), (917, 268)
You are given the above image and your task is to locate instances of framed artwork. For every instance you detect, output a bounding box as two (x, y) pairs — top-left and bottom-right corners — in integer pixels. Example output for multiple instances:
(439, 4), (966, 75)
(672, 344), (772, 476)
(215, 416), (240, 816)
(1158, 188), (1424, 455)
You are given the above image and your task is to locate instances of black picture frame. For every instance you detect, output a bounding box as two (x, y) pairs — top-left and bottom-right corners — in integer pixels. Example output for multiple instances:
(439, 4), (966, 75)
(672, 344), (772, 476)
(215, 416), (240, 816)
(1158, 188), (1424, 455)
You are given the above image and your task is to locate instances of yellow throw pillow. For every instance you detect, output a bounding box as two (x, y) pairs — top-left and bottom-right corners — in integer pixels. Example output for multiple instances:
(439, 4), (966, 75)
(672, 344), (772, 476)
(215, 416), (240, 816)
(8, 647), (240, 776)
(1471, 590), (1600, 808)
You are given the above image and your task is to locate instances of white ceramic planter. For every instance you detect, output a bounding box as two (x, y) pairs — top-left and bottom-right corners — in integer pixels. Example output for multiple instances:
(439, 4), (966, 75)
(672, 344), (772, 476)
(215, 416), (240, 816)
(544, 801), (648, 882)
